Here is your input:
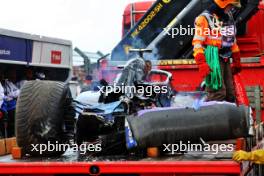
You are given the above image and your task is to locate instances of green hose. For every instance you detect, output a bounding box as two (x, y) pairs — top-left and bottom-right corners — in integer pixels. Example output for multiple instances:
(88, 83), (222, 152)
(205, 45), (222, 90)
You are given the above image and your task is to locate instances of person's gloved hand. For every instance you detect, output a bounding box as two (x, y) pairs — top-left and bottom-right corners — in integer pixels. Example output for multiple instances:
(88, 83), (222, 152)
(232, 52), (242, 75)
(195, 53), (211, 78)
(199, 64), (211, 78)
(233, 150), (264, 164)
(233, 150), (251, 162)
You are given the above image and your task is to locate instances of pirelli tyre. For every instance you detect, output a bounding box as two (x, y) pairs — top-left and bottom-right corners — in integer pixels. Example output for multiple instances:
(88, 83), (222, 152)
(15, 80), (74, 156)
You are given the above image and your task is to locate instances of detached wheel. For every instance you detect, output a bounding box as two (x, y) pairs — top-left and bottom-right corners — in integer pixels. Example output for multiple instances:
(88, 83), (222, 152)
(15, 81), (74, 156)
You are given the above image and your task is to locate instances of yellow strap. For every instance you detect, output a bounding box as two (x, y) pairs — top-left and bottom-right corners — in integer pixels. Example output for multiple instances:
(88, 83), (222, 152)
(158, 59), (196, 66)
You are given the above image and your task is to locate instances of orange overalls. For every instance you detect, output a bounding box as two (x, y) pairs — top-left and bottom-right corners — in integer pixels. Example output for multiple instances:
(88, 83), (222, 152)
(192, 11), (241, 102)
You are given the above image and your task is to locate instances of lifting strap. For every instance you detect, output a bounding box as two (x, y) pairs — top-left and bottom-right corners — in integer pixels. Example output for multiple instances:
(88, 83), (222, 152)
(205, 45), (222, 90)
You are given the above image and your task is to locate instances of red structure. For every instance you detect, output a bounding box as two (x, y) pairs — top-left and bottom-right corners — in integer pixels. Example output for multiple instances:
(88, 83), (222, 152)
(0, 161), (240, 175)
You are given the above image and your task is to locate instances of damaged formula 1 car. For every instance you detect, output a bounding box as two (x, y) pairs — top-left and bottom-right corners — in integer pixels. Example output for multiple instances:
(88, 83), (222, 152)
(15, 49), (251, 157)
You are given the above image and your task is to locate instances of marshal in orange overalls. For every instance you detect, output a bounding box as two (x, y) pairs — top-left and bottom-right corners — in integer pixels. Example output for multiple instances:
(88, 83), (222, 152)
(192, 0), (242, 102)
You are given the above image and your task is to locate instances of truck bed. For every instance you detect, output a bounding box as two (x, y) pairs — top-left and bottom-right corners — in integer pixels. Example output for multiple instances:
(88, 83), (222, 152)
(0, 140), (241, 175)
(0, 153), (240, 175)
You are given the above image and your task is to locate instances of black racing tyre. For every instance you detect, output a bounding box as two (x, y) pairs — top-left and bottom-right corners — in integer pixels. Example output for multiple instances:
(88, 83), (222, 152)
(15, 80), (73, 156)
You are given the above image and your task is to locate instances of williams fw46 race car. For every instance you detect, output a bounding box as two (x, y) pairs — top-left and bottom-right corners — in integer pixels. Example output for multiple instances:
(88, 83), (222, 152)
(15, 57), (250, 157)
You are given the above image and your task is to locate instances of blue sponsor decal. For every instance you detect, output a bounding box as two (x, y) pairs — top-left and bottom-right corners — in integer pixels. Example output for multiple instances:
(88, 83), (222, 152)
(0, 35), (33, 63)
(125, 119), (137, 149)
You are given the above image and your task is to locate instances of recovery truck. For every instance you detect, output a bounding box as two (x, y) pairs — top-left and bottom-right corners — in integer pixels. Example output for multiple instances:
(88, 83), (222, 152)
(1, 0), (264, 175)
